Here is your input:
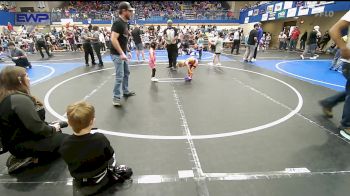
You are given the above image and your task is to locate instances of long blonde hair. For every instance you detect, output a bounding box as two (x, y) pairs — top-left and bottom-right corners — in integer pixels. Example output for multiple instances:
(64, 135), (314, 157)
(0, 66), (42, 105)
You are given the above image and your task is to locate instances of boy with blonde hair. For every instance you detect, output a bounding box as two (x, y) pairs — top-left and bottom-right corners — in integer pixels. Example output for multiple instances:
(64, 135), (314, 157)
(59, 101), (132, 195)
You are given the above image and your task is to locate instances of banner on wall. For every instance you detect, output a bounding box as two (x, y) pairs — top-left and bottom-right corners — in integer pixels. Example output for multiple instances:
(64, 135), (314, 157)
(261, 13), (268, 21)
(283, 1), (293, 10)
(277, 10), (286, 19)
(304, 1), (334, 8)
(244, 17), (249, 24)
(15, 12), (51, 25)
(311, 6), (325, 14)
(298, 7), (309, 16)
(253, 9), (259, 16)
(287, 7), (297, 17)
(267, 5), (274, 13)
(268, 12), (276, 20)
(248, 10), (253, 16)
(274, 2), (283, 12)
(260, 9), (266, 14)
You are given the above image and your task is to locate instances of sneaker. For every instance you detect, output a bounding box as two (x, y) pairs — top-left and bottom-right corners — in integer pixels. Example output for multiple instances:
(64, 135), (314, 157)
(208, 62), (214, 65)
(171, 67), (177, 71)
(216, 63), (222, 66)
(123, 91), (136, 97)
(109, 165), (133, 183)
(185, 76), (192, 81)
(166, 66), (172, 68)
(314, 54), (320, 57)
(112, 97), (122, 106)
(310, 56), (317, 60)
(85, 64), (89, 67)
(340, 128), (350, 140)
(6, 155), (36, 174)
(28, 64), (32, 69)
(319, 101), (333, 118)
(151, 77), (159, 82)
(251, 58), (256, 62)
(300, 54), (304, 60)
(98, 63), (104, 67)
(92, 63), (97, 66)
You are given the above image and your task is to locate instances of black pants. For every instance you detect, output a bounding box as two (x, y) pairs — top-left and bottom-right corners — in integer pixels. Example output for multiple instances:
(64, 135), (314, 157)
(167, 44), (178, 68)
(13, 58), (31, 68)
(92, 43), (103, 65)
(152, 68), (156, 77)
(100, 43), (106, 51)
(231, 40), (240, 54)
(319, 41), (330, 50)
(253, 44), (258, 59)
(83, 43), (96, 65)
(36, 41), (50, 58)
(10, 132), (68, 160)
(106, 41), (111, 49)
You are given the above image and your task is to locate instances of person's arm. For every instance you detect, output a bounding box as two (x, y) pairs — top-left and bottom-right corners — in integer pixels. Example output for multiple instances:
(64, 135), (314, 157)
(329, 19), (350, 59)
(101, 134), (114, 161)
(11, 94), (58, 137)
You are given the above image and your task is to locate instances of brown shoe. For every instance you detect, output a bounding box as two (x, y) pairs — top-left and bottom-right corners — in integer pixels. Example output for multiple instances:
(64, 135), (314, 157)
(322, 107), (333, 118)
(319, 101), (333, 118)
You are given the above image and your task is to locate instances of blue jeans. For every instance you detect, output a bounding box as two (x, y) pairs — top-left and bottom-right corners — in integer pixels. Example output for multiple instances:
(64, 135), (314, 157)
(289, 39), (297, 50)
(111, 54), (130, 99)
(341, 62), (350, 127)
(320, 91), (346, 108)
(331, 48), (341, 68)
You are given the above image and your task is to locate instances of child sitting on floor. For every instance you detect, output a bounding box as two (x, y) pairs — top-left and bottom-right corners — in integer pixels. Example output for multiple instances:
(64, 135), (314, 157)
(59, 101), (133, 195)
(177, 57), (199, 81)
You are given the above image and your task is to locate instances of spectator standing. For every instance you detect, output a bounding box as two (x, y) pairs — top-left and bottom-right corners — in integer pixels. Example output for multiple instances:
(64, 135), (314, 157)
(91, 26), (104, 68)
(289, 26), (300, 51)
(110, 2), (136, 107)
(131, 25), (145, 62)
(300, 31), (308, 50)
(301, 26), (321, 60)
(252, 23), (263, 62)
(243, 23), (259, 63)
(231, 28), (241, 55)
(81, 28), (96, 66)
(278, 31), (287, 50)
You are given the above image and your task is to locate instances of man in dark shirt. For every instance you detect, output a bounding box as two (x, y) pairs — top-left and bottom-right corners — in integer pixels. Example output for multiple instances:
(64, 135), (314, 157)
(243, 23), (259, 63)
(164, 19), (178, 70)
(301, 25), (320, 59)
(110, 1), (136, 106)
(131, 24), (145, 62)
(8, 42), (32, 69)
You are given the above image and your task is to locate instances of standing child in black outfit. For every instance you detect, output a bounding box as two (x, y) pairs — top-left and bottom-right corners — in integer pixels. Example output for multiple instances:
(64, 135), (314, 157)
(59, 101), (133, 195)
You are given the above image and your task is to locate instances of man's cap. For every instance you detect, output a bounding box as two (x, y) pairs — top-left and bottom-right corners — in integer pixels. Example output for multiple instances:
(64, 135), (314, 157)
(167, 19), (173, 24)
(118, 2), (135, 11)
